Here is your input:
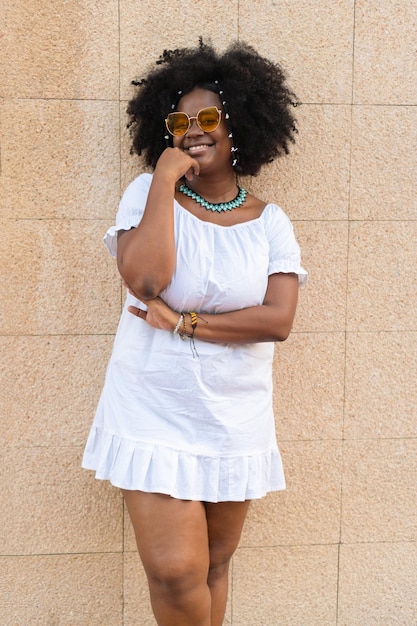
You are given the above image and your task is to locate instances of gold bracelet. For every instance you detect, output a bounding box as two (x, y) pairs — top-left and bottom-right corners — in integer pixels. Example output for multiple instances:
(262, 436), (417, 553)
(188, 311), (198, 338)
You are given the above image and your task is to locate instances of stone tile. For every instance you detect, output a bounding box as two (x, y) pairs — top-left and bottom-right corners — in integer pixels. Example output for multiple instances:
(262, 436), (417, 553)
(119, 0), (238, 100)
(347, 221), (417, 331)
(0, 219), (121, 335)
(353, 1), (417, 104)
(273, 332), (345, 441)
(0, 553), (123, 625)
(239, 0), (354, 103)
(1, 0), (119, 99)
(291, 220), (348, 333)
(338, 543), (417, 625)
(241, 441), (342, 547)
(0, 335), (114, 447)
(232, 545), (338, 625)
(345, 332), (417, 439)
(0, 99), (120, 220)
(350, 106), (417, 220)
(341, 439), (417, 543)
(0, 446), (123, 555)
(245, 104), (351, 221)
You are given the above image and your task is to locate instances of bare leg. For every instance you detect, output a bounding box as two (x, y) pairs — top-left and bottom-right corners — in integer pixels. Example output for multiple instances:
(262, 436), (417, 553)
(205, 501), (251, 626)
(122, 490), (211, 626)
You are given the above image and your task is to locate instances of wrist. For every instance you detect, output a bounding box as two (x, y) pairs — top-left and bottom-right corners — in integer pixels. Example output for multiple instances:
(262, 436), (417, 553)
(152, 168), (178, 189)
(179, 311), (197, 340)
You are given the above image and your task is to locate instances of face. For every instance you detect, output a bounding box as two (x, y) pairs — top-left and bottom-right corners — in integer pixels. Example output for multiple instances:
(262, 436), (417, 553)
(172, 88), (233, 175)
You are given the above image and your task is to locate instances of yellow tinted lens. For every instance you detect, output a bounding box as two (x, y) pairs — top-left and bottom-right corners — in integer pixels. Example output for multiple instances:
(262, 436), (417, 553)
(197, 107), (221, 132)
(167, 112), (189, 136)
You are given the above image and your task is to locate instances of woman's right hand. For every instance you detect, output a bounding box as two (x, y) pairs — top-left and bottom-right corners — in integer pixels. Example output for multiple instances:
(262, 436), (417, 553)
(154, 147), (200, 183)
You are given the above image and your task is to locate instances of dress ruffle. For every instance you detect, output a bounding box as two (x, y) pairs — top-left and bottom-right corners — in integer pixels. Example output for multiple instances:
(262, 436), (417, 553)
(103, 220), (139, 257)
(82, 426), (285, 503)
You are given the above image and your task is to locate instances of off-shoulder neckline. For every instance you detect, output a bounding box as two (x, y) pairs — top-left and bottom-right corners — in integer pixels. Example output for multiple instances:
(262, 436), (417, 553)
(173, 198), (277, 230)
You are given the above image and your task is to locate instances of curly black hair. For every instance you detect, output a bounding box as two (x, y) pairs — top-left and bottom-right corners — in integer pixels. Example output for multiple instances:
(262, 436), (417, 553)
(127, 40), (298, 177)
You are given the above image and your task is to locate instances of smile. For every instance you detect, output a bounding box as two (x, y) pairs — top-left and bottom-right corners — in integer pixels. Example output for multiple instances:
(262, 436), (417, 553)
(186, 144), (212, 153)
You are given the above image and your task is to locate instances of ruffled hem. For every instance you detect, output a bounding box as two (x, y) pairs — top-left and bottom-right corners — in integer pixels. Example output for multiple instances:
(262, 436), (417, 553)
(103, 221), (139, 258)
(269, 259), (308, 286)
(82, 426), (286, 503)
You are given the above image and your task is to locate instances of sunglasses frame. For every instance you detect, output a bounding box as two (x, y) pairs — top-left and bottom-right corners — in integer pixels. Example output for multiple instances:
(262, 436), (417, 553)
(165, 106), (222, 137)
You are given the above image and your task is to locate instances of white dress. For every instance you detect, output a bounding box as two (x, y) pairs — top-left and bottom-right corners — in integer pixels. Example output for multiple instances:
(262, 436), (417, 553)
(82, 173), (307, 502)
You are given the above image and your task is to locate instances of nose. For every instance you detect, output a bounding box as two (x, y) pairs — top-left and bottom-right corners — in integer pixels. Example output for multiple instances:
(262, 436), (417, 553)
(186, 116), (203, 135)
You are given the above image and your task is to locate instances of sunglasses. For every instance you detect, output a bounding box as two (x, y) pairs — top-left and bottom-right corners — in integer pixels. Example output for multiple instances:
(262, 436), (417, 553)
(165, 106), (222, 137)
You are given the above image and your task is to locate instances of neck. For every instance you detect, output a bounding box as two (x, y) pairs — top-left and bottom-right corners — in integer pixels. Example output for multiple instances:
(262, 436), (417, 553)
(184, 172), (238, 203)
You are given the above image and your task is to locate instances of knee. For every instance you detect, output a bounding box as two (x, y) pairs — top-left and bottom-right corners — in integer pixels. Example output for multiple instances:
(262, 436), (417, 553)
(147, 556), (207, 597)
(207, 554), (231, 584)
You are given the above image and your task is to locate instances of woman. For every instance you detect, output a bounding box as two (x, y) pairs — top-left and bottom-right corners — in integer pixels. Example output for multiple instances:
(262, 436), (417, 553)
(83, 40), (307, 626)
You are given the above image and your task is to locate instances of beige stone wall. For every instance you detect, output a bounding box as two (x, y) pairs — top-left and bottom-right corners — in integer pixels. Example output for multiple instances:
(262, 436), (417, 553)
(1, 1), (416, 624)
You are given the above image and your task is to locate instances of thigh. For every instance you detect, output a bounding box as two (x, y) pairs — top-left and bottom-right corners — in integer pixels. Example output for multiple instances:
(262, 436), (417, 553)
(204, 500), (251, 567)
(122, 490), (210, 579)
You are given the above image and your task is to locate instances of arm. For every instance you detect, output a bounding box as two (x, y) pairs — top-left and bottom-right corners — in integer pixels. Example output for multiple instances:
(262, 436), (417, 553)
(117, 148), (199, 300)
(129, 272), (299, 344)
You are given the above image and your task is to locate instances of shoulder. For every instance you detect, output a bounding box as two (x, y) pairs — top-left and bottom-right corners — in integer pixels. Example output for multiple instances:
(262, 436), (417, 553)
(245, 192), (290, 224)
(121, 172), (153, 205)
(261, 202), (293, 226)
(116, 173), (153, 225)
(259, 202), (297, 246)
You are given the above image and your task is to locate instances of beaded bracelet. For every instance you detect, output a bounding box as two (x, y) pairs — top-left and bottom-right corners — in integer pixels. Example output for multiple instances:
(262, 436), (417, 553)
(173, 313), (184, 335)
(178, 311), (198, 339)
(179, 314), (187, 340)
(174, 312), (200, 357)
(180, 311), (198, 357)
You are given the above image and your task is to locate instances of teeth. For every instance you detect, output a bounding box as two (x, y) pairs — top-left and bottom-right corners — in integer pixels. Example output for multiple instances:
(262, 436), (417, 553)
(188, 145), (210, 151)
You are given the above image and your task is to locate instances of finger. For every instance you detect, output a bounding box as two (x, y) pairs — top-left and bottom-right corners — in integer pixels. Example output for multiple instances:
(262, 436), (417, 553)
(185, 162), (200, 181)
(128, 305), (147, 320)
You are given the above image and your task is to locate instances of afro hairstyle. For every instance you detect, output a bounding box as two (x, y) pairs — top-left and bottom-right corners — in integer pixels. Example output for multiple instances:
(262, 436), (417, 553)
(127, 39), (298, 177)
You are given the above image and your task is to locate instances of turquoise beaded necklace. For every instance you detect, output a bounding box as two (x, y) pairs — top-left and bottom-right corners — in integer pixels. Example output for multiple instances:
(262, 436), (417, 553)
(178, 183), (247, 213)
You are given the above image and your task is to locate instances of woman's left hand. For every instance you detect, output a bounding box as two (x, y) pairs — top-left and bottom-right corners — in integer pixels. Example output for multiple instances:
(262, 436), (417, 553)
(128, 297), (179, 332)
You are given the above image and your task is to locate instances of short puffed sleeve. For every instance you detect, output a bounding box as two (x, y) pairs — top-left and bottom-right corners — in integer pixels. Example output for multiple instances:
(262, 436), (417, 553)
(103, 173), (152, 257)
(262, 204), (307, 285)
